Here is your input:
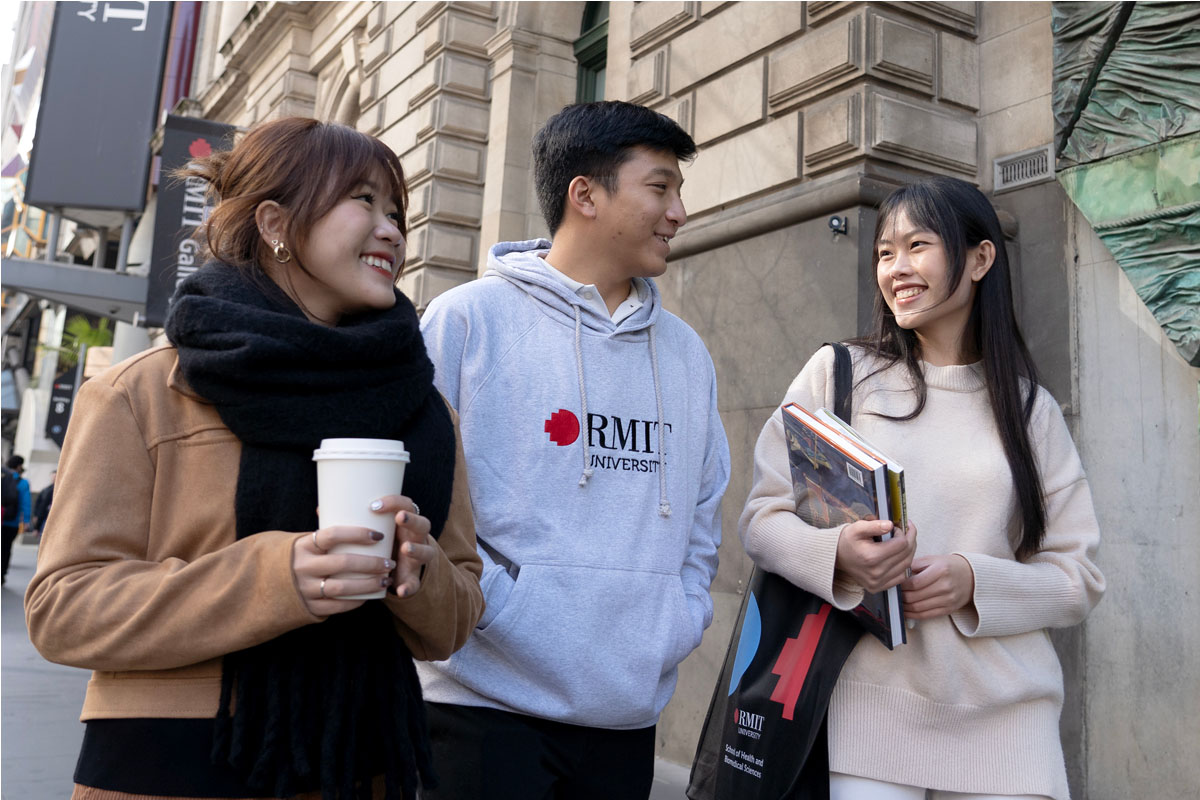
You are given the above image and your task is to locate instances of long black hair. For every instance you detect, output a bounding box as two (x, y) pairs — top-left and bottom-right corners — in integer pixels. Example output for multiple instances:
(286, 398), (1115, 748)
(853, 176), (1047, 560)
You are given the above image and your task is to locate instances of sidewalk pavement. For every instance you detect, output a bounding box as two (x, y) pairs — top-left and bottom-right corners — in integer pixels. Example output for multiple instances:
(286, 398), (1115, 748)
(2, 541), (88, 800)
(1, 541), (691, 799)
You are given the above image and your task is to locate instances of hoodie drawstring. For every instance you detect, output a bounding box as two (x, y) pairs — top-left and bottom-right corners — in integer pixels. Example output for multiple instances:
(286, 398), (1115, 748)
(574, 306), (594, 487)
(648, 325), (671, 518)
(572, 304), (671, 518)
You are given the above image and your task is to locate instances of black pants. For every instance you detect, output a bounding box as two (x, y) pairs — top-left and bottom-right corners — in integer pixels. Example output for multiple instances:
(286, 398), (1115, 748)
(1, 525), (19, 582)
(422, 702), (656, 800)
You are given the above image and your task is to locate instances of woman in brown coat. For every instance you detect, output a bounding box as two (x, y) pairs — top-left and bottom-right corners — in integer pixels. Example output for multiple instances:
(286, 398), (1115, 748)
(26, 117), (484, 800)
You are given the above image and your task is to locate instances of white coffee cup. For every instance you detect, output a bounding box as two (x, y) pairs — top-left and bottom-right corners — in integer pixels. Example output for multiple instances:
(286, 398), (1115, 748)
(312, 438), (410, 600)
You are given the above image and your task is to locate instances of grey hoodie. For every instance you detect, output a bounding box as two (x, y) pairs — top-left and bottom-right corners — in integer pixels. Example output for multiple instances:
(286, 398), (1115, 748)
(417, 239), (730, 729)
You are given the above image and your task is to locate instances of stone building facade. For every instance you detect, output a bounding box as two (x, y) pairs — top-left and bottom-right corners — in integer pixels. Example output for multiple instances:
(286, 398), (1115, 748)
(188, 3), (1200, 797)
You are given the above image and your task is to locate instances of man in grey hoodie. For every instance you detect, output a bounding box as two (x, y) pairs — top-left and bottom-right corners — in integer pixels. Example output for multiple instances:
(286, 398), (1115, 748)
(417, 101), (730, 799)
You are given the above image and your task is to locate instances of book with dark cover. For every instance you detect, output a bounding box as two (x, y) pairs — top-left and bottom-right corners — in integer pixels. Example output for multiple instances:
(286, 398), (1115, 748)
(816, 407), (909, 643)
(781, 402), (906, 649)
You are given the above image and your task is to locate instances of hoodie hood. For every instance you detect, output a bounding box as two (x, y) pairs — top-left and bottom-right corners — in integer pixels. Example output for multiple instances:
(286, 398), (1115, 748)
(485, 239), (661, 336)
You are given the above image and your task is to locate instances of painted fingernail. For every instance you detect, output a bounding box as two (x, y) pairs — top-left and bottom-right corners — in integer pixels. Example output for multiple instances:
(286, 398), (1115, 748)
(383, 559), (395, 569)
(370, 530), (384, 541)
(399, 511), (408, 524)
(403, 543), (414, 555)
(397, 585), (407, 598)
(369, 500), (384, 511)
(381, 576), (392, 587)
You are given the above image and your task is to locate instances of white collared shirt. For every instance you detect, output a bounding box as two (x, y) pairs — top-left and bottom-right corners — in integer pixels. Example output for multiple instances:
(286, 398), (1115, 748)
(541, 257), (646, 325)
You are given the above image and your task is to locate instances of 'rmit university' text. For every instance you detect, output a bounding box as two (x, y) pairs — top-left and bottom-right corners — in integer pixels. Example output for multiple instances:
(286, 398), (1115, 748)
(586, 413), (672, 474)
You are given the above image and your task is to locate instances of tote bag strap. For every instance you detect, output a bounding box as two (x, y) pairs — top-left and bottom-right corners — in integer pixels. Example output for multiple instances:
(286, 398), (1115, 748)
(824, 341), (853, 421)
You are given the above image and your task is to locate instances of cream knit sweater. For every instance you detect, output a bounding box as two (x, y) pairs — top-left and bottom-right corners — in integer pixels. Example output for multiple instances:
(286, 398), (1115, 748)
(740, 346), (1104, 800)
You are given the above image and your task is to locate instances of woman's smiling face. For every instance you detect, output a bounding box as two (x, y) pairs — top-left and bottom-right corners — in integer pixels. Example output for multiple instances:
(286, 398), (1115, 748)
(876, 206), (978, 350)
(286, 164), (405, 325)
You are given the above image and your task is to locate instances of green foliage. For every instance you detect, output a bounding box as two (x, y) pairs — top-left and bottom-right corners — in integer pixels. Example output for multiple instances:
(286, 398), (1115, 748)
(41, 315), (114, 371)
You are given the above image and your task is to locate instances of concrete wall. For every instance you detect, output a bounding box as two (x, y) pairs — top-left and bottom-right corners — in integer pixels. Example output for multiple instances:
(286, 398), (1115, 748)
(1068, 205), (1200, 798)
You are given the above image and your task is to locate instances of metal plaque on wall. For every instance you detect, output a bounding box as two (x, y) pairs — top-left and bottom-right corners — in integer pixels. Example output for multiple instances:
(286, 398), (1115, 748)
(24, 1), (172, 216)
(144, 115), (235, 328)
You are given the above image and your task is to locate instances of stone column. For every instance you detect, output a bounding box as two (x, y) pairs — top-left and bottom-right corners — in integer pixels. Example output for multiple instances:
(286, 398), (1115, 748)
(478, 25), (577, 268)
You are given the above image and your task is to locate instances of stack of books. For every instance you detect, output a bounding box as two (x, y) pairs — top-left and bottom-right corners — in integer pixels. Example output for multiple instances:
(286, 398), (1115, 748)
(781, 402), (908, 649)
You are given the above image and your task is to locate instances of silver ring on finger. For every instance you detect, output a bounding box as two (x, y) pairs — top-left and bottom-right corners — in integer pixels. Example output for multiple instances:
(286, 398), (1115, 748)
(312, 530), (326, 553)
(412, 502), (420, 517)
(319, 578), (327, 599)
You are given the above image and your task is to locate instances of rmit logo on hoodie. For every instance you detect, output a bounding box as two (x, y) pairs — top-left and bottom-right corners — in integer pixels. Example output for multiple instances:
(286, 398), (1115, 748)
(543, 408), (672, 473)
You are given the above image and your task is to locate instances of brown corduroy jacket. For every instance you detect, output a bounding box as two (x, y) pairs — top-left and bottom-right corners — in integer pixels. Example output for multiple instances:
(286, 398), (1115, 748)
(25, 345), (484, 723)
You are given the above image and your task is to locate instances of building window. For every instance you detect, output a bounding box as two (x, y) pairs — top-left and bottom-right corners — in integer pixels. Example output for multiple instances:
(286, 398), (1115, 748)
(575, 2), (609, 102)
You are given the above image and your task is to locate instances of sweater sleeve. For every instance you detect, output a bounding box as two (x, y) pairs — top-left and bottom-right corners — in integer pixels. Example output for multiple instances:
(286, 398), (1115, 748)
(25, 378), (321, 672)
(739, 346), (864, 611)
(951, 394), (1105, 637)
(678, 355), (731, 652)
(384, 404), (484, 661)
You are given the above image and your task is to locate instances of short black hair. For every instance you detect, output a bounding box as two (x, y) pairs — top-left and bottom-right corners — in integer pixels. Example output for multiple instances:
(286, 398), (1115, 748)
(6, 455), (24, 470)
(533, 101), (697, 235)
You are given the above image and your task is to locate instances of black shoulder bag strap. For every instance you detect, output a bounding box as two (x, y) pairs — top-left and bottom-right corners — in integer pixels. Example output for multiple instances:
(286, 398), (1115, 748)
(825, 341), (853, 421)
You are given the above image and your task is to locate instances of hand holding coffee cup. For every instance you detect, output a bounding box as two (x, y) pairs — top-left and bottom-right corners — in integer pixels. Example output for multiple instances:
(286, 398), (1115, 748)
(293, 526), (395, 616)
(312, 438), (412, 600)
(370, 495), (435, 597)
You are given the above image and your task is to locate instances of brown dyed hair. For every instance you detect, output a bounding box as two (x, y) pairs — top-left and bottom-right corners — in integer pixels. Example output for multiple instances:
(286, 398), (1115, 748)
(177, 117), (408, 277)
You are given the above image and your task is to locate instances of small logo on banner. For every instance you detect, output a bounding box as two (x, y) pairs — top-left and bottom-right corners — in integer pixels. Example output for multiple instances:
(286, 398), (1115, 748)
(188, 138), (213, 159)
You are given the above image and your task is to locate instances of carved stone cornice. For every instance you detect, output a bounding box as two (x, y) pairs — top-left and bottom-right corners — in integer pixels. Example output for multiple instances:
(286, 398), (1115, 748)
(220, 2), (316, 67)
(670, 161), (1014, 261)
(670, 165), (898, 260)
(201, 2), (317, 117)
(485, 26), (542, 76)
(200, 66), (248, 119)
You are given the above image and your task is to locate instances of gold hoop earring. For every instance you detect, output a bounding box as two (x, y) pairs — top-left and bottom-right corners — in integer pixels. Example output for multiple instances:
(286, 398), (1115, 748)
(272, 239), (292, 264)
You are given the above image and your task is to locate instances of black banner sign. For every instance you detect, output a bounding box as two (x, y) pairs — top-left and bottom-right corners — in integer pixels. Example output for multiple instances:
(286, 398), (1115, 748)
(25, 2), (172, 213)
(143, 115), (235, 327)
(45, 361), (81, 448)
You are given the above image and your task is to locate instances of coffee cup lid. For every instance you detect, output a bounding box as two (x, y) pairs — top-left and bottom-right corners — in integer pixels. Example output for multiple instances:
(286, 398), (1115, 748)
(312, 438), (410, 462)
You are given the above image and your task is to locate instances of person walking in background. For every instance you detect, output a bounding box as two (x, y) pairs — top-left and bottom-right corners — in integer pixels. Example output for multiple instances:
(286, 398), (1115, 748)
(417, 100), (731, 799)
(32, 469), (56, 535)
(2, 454), (32, 585)
(741, 176), (1105, 800)
(25, 117), (484, 800)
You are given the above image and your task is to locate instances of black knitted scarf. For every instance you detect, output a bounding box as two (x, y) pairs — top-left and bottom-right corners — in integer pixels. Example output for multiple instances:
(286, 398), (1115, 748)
(165, 262), (454, 799)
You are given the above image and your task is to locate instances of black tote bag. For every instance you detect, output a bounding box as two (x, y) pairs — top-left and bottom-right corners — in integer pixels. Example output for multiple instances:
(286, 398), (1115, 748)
(687, 343), (863, 800)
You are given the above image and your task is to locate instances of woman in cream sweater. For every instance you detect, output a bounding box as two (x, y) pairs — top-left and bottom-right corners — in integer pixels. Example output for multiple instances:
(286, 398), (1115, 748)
(741, 176), (1104, 800)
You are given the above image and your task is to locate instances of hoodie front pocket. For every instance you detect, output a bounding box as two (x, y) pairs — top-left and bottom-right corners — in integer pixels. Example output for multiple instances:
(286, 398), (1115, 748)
(450, 563), (691, 728)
